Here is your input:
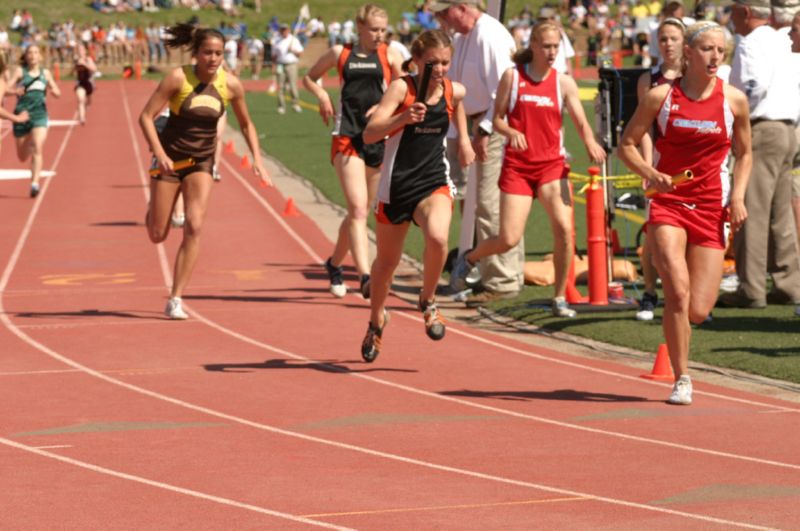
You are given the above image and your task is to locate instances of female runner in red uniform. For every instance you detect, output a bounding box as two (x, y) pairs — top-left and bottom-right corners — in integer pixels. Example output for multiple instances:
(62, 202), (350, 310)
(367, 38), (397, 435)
(359, 29), (474, 362)
(634, 17), (685, 322)
(619, 21), (752, 405)
(139, 23), (269, 320)
(450, 21), (606, 318)
(302, 4), (404, 299)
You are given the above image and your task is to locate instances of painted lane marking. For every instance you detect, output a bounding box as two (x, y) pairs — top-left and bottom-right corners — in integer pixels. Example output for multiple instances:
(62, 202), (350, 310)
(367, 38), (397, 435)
(40, 273), (136, 286)
(0, 437), (350, 530)
(14, 421), (226, 437)
(301, 496), (590, 518)
(33, 445), (73, 450)
(0, 169), (56, 181)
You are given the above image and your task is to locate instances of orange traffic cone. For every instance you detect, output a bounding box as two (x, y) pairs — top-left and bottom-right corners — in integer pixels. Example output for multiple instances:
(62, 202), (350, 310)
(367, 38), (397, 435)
(566, 257), (589, 304)
(134, 59), (142, 80)
(282, 197), (299, 217)
(52, 62), (61, 81)
(611, 228), (622, 255)
(641, 343), (675, 381)
(240, 154), (251, 170)
(224, 140), (234, 154)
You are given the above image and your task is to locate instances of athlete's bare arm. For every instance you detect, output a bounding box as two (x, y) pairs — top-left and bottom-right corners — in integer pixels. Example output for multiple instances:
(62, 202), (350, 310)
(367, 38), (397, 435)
(452, 81), (475, 168)
(44, 68), (61, 98)
(302, 45), (343, 126)
(491, 67), (527, 152)
(636, 72), (654, 166)
(561, 73), (605, 163)
(725, 83), (752, 232)
(227, 73), (270, 185)
(139, 67), (185, 174)
(363, 78), (422, 144)
(618, 83), (673, 193)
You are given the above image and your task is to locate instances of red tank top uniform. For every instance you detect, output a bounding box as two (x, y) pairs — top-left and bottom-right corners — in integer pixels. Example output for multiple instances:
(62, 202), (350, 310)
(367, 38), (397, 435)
(330, 43), (392, 168)
(649, 77), (734, 248)
(499, 65), (569, 196)
(375, 76), (455, 225)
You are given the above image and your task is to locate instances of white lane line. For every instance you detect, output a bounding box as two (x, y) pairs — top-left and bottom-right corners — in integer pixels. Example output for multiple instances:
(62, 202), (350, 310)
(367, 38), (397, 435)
(33, 445), (73, 449)
(0, 80), (779, 530)
(0, 437), (351, 530)
(220, 161), (800, 415)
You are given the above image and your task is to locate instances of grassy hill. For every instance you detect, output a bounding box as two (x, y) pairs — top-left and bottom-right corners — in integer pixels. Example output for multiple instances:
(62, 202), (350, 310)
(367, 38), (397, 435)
(1, 1), (543, 40)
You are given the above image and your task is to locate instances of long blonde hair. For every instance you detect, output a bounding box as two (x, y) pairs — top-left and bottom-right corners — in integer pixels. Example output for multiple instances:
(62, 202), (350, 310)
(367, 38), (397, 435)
(356, 4), (388, 25)
(513, 21), (559, 65)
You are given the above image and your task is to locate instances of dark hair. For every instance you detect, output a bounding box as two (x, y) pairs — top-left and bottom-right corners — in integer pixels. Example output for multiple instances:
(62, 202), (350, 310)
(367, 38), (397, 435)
(403, 29), (451, 72)
(163, 23), (224, 54)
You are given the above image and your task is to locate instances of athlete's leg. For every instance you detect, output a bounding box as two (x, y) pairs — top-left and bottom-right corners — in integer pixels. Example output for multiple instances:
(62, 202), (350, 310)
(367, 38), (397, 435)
(538, 178), (574, 299)
(76, 86), (87, 124)
(332, 153), (374, 277)
(650, 224), (691, 378)
(414, 193), (453, 304)
(28, 127), (49, 190)
(467, 191), (533, 263)
(686, 244), (725, 324)
(370, 221), (410, 327)
(146, 177), (182, 243)
(14, 133), (32, 162)
(170, 171), (214, 298)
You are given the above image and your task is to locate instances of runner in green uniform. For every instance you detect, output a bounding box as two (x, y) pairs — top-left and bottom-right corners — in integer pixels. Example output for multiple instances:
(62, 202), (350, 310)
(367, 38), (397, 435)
(7, 45), (61, 198)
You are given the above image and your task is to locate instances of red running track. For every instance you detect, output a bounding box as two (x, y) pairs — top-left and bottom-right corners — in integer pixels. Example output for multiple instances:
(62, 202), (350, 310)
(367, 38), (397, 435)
(0, 80), (798, 529)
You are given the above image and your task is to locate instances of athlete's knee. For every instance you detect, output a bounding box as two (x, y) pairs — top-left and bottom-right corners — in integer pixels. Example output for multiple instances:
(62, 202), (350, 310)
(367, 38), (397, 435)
(425, 230), (449, 253)
(497, 231), (521, 253)
(688, 301), (712, 325)
(147, 225), (168, 243)
(348, 204), (370, 222)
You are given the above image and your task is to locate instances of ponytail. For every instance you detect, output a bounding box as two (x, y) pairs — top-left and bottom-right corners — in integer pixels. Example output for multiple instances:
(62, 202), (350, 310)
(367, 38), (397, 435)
(164, 23), (224, 55)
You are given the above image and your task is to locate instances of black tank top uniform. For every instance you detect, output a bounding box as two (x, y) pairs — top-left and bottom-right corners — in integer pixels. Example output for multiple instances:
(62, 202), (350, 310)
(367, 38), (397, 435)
(647, 66), (676, 143)
(75, 63), (94, 95)
(334, 43), (391, 168)
(376, 76), (455, 225)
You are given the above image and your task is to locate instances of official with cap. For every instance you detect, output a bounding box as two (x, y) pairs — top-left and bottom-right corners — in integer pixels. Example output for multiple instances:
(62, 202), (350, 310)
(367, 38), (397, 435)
(719, 0), (800, 308)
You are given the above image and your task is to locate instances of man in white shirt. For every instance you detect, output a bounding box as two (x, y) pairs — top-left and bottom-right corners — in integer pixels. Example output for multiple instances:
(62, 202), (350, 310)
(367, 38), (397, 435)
(433, 0), (525, 305)
(271, 24), (303, 114)
(720, 0), (800, 308)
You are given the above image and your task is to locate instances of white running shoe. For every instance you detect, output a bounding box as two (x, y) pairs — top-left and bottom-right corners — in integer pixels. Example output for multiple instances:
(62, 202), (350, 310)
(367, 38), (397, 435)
(171, 213), (185, 228)
(292, 103), (302, 113)
(277, 107), (286, 115)
(551, 296), (577, 318)
(719, 274), (739, 293)
(667, 375), (693, 405)
(165, 297), (189, 320)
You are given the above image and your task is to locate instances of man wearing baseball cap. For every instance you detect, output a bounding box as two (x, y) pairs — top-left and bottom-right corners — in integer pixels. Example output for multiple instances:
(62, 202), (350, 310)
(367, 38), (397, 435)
(433, 0), (525, 306)
(719, 0), (800, 308)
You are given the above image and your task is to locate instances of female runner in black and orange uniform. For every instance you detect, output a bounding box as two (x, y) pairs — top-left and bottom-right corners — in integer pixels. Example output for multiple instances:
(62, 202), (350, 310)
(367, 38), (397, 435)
(302, 4), (404, 299)
(360, 29), (474, 362)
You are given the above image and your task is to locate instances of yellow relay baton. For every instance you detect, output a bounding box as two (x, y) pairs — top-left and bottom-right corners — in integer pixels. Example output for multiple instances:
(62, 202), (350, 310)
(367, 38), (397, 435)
(645, 170), (694, 198)
(149, 158), (195, 177)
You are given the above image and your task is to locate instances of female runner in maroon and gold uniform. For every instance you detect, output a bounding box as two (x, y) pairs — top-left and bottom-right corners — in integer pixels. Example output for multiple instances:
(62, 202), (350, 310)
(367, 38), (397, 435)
(139, 23), (270, 320)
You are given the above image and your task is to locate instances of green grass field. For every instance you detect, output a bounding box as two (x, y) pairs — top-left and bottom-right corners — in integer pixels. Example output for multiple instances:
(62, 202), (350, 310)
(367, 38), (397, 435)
(242, 87), (800, 385)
